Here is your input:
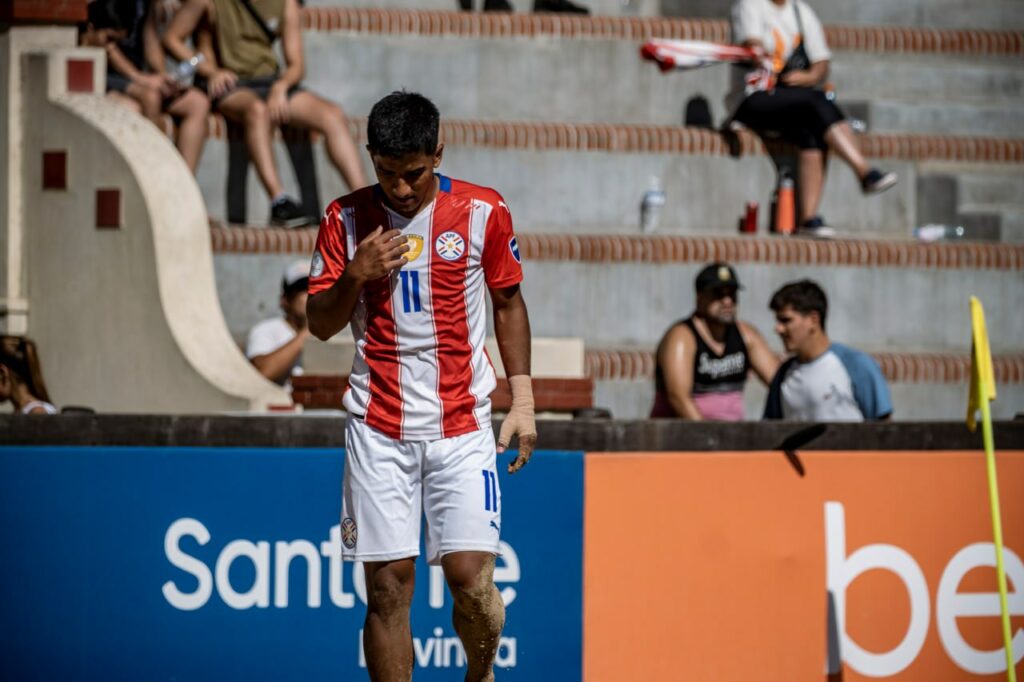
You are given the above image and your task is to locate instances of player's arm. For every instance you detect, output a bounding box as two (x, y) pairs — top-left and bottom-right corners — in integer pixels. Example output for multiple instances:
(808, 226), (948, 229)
(307, 226), (408, 340)
(739, 321), (781, 386)
(658, 325), (703, 420)
(491, 284), (536, 474)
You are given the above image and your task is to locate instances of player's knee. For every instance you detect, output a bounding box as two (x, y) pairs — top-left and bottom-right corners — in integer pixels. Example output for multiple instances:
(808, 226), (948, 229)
(366, 566), (414, 617)
(446, 566), (494, 609)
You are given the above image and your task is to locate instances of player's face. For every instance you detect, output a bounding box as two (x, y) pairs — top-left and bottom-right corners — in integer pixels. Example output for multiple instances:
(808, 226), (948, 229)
(370, 146), (443, 219)
(774, 305), (818, 354)
(700, 286), (738, 324)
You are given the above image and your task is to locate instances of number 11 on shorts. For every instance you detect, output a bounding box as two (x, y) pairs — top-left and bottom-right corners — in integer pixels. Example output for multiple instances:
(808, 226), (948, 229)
(482, 470), (498, 512)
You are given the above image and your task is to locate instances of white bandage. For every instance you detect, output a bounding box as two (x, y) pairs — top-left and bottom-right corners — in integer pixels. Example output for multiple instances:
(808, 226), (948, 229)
(498, 374), (536, 449)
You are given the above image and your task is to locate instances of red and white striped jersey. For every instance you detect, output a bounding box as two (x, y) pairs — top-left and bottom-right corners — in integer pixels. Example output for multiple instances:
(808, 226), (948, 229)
(308, 175), (524, 441)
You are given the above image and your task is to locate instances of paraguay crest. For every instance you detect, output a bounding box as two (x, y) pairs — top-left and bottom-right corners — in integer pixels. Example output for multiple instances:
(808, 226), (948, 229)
(435, 231), (465, 261)
(403, 235), (424, 262)
(341, 517), (357, 549)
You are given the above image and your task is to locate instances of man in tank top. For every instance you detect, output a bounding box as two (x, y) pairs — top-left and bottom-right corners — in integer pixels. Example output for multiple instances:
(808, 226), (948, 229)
(651, 263), (780, 420)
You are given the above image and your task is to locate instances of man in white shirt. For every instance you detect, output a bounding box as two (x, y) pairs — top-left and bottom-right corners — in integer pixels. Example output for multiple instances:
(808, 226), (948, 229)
(728, 0), (897, 237)
(246, 259), (310, 385)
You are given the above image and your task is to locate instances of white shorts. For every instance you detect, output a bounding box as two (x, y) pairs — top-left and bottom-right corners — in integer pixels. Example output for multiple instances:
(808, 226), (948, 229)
(341, 415), (502, 566)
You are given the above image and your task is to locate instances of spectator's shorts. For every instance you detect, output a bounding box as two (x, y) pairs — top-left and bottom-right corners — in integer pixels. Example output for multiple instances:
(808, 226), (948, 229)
(198, 74), (304, 110)
(105, 71), (132, 93)
(340, 414), (502, 566)
(733, 86), (845, 150)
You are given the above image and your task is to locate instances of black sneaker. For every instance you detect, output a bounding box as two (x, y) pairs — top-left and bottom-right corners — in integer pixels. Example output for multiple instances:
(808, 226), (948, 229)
(483, 0), (513, 9)
(270, 196), (312, 229)
(861, 168), (898, 195)
(533, 0), (589, 13)
(798, 216), (836, 238)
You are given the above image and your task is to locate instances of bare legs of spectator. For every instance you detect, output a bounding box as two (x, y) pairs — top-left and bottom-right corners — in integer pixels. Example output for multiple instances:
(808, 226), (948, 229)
(217, 88), (287, 199)
(285, 91), (368, 190)
(823, 121), (871, 182)
(798, 149), (827, 225)
(165, 89), (210, 173)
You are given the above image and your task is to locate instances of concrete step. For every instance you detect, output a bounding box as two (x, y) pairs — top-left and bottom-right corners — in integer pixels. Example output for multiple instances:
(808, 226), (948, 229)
(869, 99), (1024, 138)
(196, 138), (919, 235)
(302, 33), (1024, 132)
(662, 0), (1024, 32)
(211, 229), (1024, 361)
(594, 377), (1024, 420)
(916, 164), (1024, 242)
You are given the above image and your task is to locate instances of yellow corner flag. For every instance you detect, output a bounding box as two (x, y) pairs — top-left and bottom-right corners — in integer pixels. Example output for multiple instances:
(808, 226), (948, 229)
(967, 296), (1016, 681)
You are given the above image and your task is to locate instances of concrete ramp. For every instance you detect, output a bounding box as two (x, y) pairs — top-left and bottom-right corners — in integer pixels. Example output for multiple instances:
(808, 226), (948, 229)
(2, 29), (287, 412)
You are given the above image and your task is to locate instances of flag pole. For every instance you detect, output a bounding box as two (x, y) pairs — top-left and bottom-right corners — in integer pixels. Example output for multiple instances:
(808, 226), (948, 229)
(970, 297), (1016, 681)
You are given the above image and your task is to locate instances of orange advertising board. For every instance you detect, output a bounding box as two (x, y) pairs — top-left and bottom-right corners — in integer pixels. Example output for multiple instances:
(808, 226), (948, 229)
(584, 451), (1024, 681)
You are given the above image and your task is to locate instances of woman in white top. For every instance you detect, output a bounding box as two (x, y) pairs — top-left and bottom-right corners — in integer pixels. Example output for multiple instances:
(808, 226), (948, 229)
(0, 336), (58, 415)
(729, 0), (897, 236)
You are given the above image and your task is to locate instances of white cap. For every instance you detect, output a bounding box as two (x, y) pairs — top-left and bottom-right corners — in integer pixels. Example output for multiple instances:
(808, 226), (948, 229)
(282, 259), (310, 291)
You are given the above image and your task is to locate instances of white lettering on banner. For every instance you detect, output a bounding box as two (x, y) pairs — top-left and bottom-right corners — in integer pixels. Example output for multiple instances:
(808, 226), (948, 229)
(216, 539), (270, 609)
(163, 520), (521, 612)
(936, 543), (1024, 674)
(162, 518), (213, 611)
(358, 629), (516, 670)
(825, 502), (1024, 678)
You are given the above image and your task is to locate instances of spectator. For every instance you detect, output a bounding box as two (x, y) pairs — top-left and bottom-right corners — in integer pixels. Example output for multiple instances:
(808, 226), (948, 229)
(763, 279), (892, 421)
(651, 262), (779, 420)
(728, 0), (897, 237)
(82, 0), (210, 173)
(246, 259), (310, 385)
(0, 336), (57, 415)
(163, 0), (368, 228)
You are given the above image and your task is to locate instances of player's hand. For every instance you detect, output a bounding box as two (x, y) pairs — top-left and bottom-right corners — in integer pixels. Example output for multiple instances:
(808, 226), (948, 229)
(268, 82), (290, 124)
(350, 226), (409, 282)
(498, 375), (536, 474)
(207, 69), (237, 98)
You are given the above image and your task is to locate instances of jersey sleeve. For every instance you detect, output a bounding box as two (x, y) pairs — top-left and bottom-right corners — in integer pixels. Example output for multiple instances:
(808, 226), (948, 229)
(833, 344), (893, 420)
(308, 201), (348, 296)
(481, 196), (524, 289)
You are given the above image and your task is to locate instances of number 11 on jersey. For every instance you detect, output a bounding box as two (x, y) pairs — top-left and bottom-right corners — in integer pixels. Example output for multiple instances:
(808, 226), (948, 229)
(399, 270), (422, 313)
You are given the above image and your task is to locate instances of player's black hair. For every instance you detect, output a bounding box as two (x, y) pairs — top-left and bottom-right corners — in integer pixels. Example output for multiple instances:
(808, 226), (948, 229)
(366, 91), (440, 158)
(769, 280), (828, 331)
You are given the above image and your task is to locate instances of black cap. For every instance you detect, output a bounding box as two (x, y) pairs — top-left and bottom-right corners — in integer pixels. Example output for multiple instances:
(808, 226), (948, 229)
(695, 262), (742, 293)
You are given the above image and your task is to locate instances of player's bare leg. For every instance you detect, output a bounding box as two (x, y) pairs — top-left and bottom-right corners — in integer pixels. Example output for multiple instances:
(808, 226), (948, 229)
(442, 552), (504, 682)
(363, 558), (416, 682)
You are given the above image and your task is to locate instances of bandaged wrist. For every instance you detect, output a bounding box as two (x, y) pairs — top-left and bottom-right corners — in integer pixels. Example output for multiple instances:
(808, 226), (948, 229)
(507, 374), (534, 412)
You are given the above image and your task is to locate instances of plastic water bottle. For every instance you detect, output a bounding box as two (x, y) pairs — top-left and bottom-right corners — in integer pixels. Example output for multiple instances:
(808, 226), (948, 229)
(640, 177), (666, 233)
(174, 53), (204, 87)
(913, 224), (965, 242)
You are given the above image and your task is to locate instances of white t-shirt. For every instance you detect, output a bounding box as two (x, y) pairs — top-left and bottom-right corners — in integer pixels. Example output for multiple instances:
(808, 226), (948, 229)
(727, 0), (832, 112)
(21, 400), (58, 415)
(246, 317), (303, 384)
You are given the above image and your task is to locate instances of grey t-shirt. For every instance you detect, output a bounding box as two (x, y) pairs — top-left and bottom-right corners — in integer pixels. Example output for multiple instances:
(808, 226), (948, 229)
(764, 343), (893, 421)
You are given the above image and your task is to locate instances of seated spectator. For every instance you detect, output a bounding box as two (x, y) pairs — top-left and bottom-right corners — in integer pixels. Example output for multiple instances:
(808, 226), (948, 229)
(81, 0), (210, 173)
(163, 0), (368, 227)
(247, 260), (310, 385)
(763, 279), (892, 421)
(728, 0), (897, 237)
(651, 263), (779, 421)
(0, 336), (57, 415)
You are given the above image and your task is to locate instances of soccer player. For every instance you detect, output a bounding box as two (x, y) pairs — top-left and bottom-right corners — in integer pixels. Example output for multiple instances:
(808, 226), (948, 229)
(306, 91), (536, 682)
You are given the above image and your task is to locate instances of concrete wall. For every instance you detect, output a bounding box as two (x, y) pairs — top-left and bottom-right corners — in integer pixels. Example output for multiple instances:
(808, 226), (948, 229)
(4, 33), (288, 412)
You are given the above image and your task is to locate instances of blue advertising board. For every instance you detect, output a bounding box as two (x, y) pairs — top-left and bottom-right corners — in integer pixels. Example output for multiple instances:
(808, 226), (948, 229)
(0, 447), (583, 681)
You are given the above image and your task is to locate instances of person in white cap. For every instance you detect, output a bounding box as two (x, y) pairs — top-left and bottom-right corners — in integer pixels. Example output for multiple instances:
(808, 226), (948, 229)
(245, 259), (310, 385)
